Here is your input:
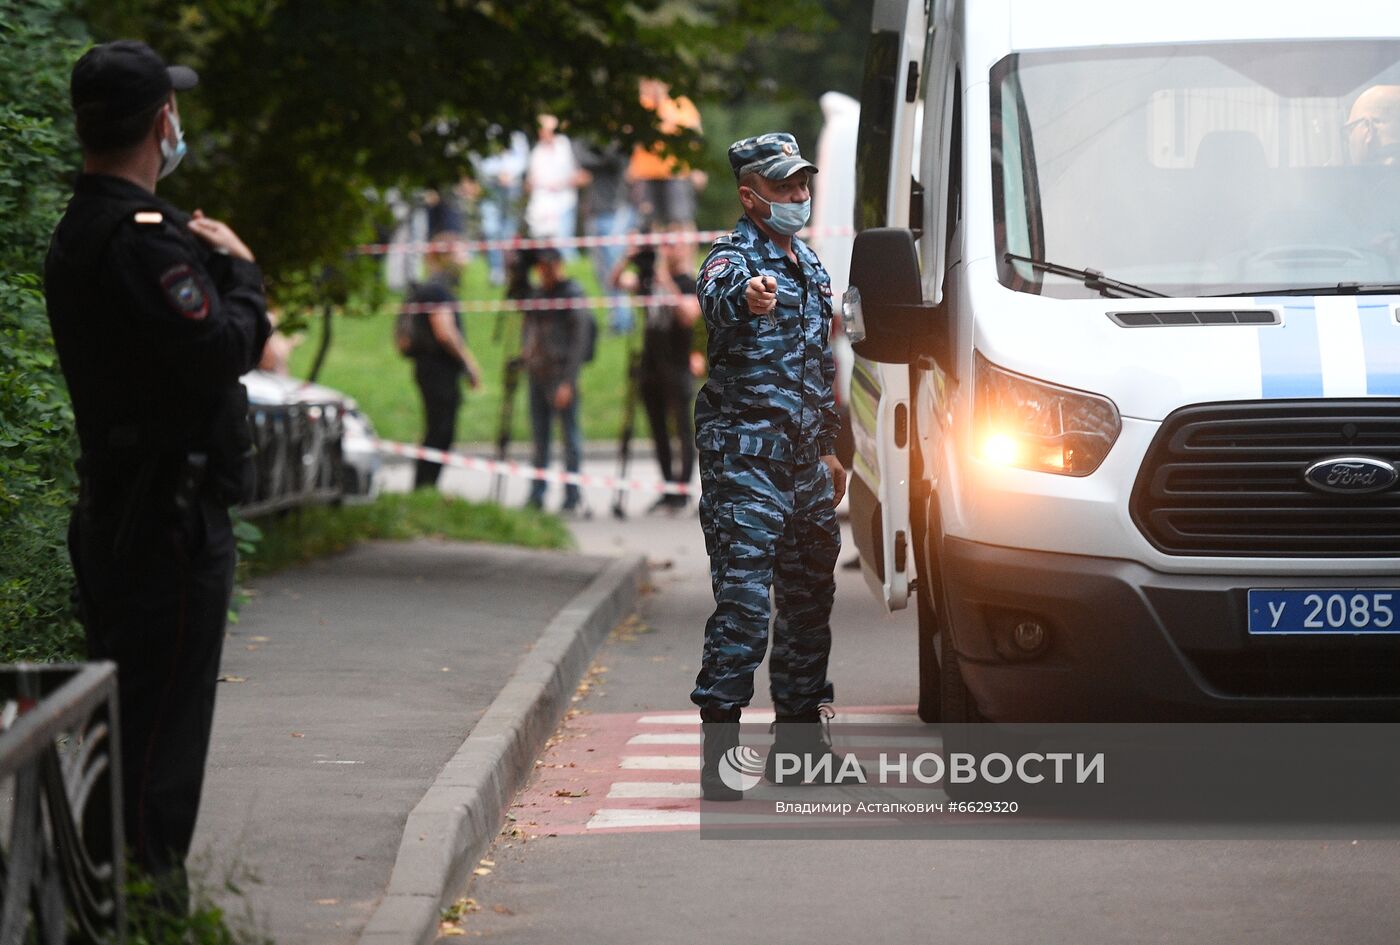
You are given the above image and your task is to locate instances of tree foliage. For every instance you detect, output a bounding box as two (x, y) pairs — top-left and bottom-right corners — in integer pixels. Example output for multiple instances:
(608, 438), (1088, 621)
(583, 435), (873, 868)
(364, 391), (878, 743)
(81, 0), (826, 299)
(0, 0), (865, 659)
(696, 0), (873, 225)
(0, 0), (89, 659)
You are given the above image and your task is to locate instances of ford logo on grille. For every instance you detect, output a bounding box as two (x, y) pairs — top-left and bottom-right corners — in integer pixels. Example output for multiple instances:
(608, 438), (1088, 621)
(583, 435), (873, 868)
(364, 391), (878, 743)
(1303, 456), (1399, 495)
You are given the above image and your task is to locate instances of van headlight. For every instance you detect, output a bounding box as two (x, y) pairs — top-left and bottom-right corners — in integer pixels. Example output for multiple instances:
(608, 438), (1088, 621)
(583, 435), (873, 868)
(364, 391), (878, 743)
(973, 352), (1120, 476)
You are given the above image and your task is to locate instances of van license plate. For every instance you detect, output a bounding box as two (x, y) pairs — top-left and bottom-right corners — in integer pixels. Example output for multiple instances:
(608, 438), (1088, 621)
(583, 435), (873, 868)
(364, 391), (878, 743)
(1248, 590), (1400, 634)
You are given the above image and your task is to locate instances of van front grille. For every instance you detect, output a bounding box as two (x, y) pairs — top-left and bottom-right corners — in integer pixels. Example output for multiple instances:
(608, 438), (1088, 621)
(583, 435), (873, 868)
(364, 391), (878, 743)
(1130, 401), (1400, 556)
(1108, 309), (1280, 328)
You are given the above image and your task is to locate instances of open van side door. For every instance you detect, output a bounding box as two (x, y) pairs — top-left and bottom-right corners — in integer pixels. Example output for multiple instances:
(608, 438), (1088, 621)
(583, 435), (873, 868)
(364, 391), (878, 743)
(848, 0), (927, 611)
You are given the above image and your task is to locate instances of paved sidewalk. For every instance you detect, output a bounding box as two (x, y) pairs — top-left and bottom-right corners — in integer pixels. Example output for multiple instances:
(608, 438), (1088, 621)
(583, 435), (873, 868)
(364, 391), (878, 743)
(190, 539), (614, 944)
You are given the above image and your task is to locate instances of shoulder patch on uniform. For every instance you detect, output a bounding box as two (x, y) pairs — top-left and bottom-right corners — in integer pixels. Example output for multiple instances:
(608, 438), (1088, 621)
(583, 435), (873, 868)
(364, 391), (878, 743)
(703, 257), (733, 280)
(821, 283), (833, 297)
(133, 211), (164, 225)
(159, 263), (209, 320)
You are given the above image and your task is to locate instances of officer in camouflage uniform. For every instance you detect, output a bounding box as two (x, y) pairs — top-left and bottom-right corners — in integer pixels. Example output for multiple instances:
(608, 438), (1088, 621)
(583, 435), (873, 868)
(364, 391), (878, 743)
(693, 133), (852, 800)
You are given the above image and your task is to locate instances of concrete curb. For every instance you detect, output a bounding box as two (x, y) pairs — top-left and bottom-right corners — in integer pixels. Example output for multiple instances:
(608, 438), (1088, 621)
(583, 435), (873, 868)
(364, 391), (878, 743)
(358, 554), (647, 945)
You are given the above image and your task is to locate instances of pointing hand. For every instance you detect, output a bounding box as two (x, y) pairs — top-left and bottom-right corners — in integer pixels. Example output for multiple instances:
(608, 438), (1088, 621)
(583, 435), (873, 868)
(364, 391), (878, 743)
(745, 275), (777, 317)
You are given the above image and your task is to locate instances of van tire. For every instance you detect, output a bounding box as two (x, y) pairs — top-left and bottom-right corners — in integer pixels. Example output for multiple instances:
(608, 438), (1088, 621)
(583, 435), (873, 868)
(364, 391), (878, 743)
(916, 577), (942, 722)
(928, 500), (981, 727)
(940, 626), (980, 726)
(940, 632), (986, 799)
(914, 493), (944, 723)
(908, 384), (942, 724)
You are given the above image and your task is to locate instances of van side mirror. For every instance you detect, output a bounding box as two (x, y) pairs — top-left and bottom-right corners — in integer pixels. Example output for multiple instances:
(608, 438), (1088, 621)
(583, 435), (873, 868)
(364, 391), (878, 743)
(844, 228), (949, 368)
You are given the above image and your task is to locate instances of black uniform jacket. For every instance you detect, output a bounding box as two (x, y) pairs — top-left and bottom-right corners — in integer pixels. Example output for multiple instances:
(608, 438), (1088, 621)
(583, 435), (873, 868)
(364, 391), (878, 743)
(44, 173), (271, 515)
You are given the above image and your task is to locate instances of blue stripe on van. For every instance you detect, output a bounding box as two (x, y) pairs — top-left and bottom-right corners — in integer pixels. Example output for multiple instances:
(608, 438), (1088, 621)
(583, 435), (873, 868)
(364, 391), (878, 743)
(1255, 298), (1322, 398)
(1358, 297), (1400, 395)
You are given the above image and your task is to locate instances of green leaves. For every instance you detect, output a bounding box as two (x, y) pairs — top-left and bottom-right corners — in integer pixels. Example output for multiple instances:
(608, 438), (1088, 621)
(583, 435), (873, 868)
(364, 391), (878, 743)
(231, 511), (264, 557)
(79, 0), (823, 291)
(0, 0), (86, 661)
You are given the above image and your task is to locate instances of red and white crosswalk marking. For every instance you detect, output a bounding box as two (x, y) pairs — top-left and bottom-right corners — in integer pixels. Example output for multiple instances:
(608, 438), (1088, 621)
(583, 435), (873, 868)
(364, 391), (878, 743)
(635, 710), (917, 725)
(510, 706), (927, 836)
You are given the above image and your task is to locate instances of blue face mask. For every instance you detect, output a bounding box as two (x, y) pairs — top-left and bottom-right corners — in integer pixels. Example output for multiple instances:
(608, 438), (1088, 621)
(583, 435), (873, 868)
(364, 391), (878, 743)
(748, 189), (811, 236)
(157, 109), (187, 181)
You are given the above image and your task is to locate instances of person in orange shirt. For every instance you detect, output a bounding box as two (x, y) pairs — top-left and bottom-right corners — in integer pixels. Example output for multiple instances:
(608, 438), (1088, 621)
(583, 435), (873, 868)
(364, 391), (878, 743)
(629, 79), (707, 226)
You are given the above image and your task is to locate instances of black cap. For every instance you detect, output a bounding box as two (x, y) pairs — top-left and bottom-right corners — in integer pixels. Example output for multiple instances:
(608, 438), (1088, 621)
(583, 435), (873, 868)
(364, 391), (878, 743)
(534, 247), (564, 265)
(71, 40), (198, 123)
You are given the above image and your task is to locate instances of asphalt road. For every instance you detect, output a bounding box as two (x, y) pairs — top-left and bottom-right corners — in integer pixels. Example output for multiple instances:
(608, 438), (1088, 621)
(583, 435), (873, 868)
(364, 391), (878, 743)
(421, 488), (1400, 945)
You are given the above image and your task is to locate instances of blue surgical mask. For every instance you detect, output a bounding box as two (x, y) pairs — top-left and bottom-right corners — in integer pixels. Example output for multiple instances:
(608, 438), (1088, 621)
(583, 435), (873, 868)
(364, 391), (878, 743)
(158, 109), (187, 181)
(748, 189), (811, 236)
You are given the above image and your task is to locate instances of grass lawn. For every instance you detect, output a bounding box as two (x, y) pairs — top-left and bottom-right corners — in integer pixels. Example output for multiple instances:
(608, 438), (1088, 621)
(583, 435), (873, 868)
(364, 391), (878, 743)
(287, 255), (657, 446)
(240, 490), (572, 579)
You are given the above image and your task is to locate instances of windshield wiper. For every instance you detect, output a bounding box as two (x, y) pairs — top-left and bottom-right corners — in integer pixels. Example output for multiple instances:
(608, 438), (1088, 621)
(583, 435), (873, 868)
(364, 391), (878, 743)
(1003, 253), (1167, 299)
(1207, 283), (1400, 298)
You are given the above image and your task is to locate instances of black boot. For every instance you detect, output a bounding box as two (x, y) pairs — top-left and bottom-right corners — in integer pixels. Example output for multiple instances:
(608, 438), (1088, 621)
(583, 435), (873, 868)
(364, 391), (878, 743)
(700, 706), (744, 801)
(764, 705), (863, 786)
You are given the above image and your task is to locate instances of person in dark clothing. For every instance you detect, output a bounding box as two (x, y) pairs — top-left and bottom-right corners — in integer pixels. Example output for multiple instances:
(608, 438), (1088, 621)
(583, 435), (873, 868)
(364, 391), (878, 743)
(408, 237), (482, 489)
(612, 226), (701, 511)
(43, 40), (272, 898)
(576, 140), (636, 333)
(521, 248), (593, 512)
(423, 181), (466, 236)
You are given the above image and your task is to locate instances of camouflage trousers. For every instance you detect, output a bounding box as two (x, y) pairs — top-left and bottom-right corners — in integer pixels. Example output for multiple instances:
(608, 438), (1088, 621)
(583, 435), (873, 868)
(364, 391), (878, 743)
(691, 450), (841, 715)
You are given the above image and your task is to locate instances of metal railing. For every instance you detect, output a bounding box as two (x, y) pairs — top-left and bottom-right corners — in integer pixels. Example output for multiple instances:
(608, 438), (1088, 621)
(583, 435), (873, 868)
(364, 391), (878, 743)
(0, 663), (125, 945)
(239, 400), (346, 518)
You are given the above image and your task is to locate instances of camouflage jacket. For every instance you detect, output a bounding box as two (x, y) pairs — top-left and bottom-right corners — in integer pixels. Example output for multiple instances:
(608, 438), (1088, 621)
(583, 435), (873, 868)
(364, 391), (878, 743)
(694, 215), (838, 464)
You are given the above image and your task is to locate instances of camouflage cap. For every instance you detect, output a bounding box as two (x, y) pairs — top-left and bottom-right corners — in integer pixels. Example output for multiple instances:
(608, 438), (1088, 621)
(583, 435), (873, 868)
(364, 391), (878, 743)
(727, 132), (819, 181)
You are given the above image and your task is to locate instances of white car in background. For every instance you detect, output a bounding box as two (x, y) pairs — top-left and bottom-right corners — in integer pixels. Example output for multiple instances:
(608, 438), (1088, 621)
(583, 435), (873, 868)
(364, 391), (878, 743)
(239, 370), (380, 516)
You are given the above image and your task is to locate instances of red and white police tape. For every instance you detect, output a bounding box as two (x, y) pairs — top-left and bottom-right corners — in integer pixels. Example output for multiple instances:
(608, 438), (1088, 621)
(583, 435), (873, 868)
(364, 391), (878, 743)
(356, 225), (854, 257)
(372, 438), (692, 496)
(398, 292), (693, 315)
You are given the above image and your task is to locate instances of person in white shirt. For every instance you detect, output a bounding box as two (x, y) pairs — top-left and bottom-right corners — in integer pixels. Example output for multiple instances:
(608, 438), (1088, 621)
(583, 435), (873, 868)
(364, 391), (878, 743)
(525, 114), (588, 259)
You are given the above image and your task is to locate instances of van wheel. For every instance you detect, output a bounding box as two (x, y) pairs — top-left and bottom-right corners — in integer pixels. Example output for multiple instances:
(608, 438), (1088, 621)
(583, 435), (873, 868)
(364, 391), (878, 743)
(940, 629), (989, 804)
(916, 491), (981, 727)
(914, 493), (944, 723)
(915, 572), (942, 723)
(940, 627), (981, 726)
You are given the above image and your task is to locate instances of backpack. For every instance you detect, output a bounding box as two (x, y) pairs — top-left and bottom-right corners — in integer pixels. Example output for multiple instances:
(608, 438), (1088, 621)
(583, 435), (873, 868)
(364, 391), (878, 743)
(394, 283), (437, 358)
(560, 278), (598, 363)
(581, 309), (598, 363)
(393, 309), (417, 357)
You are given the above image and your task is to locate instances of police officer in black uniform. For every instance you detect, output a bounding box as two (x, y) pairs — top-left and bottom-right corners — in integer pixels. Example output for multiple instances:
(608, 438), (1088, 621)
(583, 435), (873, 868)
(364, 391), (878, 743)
(44, 40), (271, 900)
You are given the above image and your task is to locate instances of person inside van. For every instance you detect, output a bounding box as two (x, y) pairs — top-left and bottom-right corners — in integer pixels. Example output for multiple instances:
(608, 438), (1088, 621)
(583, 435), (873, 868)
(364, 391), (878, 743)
(1346, 84), (1400, 165)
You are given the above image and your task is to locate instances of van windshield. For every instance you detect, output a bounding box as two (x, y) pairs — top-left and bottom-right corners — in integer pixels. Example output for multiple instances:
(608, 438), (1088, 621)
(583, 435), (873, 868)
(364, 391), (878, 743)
(992, 41), (1400, 299)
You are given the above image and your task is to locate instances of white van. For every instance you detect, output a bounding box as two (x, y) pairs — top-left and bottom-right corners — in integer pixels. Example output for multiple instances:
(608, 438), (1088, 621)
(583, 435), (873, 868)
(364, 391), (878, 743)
(845, 0), (1400, 723)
